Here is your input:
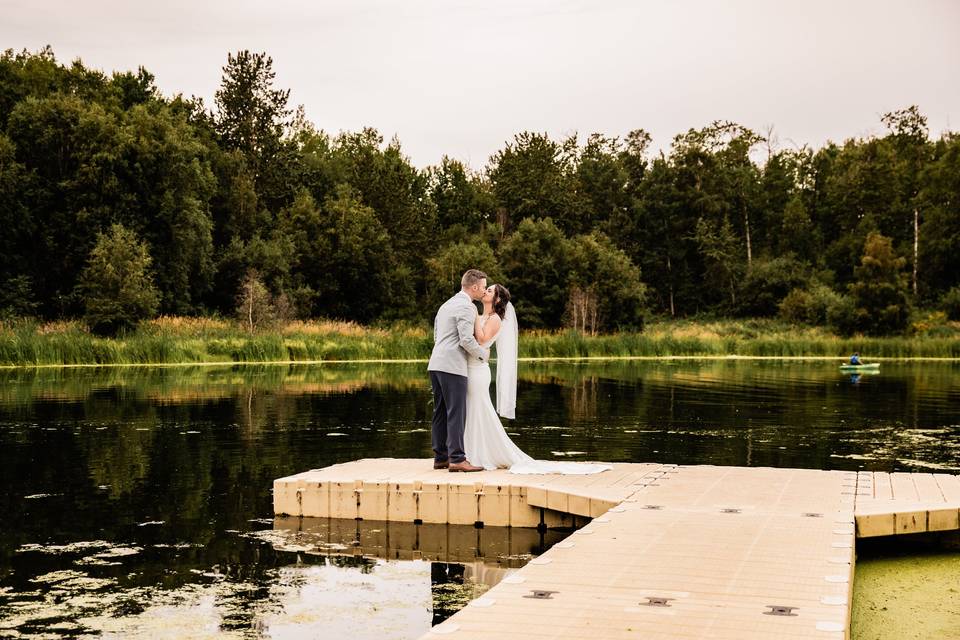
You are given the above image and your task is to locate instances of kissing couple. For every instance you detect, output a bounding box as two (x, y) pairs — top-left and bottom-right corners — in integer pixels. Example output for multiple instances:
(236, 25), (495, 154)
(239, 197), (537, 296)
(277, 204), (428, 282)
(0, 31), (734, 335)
(427, 269), (611, 475)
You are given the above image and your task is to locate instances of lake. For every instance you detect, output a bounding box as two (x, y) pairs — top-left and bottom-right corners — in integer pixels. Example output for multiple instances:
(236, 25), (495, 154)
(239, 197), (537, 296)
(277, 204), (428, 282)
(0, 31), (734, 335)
(1, 360), (958, 638)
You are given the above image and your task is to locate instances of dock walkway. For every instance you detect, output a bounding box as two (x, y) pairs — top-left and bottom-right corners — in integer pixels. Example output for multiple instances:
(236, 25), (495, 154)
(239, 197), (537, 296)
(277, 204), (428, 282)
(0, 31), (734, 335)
(273, 460), (960, 639)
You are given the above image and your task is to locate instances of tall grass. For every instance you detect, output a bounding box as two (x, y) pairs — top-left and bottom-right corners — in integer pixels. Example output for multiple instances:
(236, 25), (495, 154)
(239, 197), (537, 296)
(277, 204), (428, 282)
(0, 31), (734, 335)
(1, 316), (958, 367)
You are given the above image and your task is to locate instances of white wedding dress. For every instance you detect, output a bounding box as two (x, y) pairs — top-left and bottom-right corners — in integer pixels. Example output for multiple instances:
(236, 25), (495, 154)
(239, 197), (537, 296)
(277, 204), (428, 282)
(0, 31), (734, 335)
(463, 311), (611, 475)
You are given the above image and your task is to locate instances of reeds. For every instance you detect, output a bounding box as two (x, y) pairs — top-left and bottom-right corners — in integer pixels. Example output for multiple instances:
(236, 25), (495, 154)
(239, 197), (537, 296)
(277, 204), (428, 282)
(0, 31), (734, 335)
(1, 316), (958, 367)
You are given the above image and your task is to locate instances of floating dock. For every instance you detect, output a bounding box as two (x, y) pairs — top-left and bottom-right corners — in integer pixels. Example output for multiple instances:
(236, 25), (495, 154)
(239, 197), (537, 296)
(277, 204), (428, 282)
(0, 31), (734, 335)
(274, 460), (960, 639)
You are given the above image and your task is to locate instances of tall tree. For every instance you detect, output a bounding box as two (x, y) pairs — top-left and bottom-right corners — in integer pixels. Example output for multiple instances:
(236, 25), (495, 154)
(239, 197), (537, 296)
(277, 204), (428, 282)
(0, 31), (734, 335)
(849, 232), (910, 335)
(318, 185), (398, 322)
(820, 136), (901, 286)
(276, 189), (331, 316)
(424, 240), (503, 314)
(672, 121), (762, 268)
(0, 132), (33, 316)
(918, 133), (960, 301)
(695, 215), (742, 308)
(427, 156), (494, 233)
(567, 232), (647, 331)
(634, 156), (691, 316)
(499, 217), (574, 328)
(488, 132), (576, 233)
(757, 149), (799, 257)
(880, 106), (931, 296)
(572, 133), (631, 231)
(76, 224), (159, 335)
(118, 103), (216, 313)
(214, 50), (293, 212)
(779, 194), (818, 261)
(331, 130), (435, 270)
(601, 129), (652, 256)
(6, 93), (124, 315)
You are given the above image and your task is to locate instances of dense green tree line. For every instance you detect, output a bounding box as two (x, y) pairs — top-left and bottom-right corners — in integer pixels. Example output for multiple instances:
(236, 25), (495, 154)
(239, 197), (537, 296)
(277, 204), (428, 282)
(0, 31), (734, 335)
(1, 47), (958, 335)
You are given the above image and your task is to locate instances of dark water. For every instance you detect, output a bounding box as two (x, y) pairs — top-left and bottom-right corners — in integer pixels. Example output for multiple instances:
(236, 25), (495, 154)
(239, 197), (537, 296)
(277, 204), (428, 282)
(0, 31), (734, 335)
(1, 360), (958, 638)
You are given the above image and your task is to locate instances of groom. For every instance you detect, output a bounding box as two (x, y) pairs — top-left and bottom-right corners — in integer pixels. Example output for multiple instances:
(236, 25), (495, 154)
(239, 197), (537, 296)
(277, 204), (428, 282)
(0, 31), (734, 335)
(427, 269), (490, 472)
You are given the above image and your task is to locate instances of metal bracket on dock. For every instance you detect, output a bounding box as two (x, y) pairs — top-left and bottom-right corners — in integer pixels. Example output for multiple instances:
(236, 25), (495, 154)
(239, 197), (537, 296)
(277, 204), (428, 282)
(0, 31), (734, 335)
(720, 508), (741, 514)
(639, 597), (674, 607)
(524, 590), (558, 600)
(642, 505), (663, 510)
(763, 605), (798, 616)
(802, 512), (824, 518)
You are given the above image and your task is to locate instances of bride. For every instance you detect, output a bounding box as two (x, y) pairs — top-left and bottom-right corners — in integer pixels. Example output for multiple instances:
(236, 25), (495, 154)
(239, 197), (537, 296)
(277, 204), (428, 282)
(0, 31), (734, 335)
(463, 284), (611, 475)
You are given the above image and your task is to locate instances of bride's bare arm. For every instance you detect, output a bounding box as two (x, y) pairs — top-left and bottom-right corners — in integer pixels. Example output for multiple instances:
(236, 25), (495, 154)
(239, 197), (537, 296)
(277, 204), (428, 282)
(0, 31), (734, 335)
(474, 313), (502, 344)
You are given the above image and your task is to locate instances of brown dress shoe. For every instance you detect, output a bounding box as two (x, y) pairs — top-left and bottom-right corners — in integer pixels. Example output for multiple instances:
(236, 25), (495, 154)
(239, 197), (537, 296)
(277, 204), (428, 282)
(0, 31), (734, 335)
(448, 460), (484, 472)
(433, 461), (449, 470)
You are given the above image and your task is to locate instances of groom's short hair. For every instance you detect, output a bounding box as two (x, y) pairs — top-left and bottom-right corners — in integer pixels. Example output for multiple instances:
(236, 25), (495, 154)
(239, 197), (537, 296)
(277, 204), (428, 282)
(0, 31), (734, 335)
(461, 269), (487, 288)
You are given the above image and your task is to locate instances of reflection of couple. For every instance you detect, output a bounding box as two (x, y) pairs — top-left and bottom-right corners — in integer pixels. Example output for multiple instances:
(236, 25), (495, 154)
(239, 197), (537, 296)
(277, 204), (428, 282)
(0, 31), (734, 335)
(428, 269), (610, 475)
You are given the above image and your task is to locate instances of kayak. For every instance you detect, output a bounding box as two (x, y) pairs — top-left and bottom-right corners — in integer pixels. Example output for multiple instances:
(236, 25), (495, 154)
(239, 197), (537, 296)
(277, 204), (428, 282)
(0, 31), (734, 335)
(839, 363), (880, 371)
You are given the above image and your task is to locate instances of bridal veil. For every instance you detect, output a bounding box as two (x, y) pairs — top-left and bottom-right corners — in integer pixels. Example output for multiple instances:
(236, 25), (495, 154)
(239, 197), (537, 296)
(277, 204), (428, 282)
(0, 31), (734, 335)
(495, 301), (518, 419)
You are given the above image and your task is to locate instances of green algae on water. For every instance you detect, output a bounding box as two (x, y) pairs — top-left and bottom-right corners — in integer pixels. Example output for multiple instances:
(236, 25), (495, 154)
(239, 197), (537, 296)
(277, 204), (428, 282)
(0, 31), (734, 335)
(853, 549), (960, 640)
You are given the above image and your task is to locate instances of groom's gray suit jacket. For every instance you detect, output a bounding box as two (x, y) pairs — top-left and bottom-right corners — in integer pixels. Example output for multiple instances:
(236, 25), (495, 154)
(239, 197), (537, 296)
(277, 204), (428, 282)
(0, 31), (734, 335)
(428, 291), (487, 376)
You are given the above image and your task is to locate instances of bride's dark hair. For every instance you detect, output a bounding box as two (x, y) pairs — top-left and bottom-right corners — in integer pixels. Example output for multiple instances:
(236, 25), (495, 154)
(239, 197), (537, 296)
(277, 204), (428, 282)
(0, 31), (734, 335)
(492, 284), (511, 319)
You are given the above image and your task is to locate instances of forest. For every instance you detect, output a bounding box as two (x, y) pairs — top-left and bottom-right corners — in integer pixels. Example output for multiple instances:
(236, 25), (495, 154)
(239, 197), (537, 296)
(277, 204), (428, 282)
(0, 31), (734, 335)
(1, 47), (959, 337)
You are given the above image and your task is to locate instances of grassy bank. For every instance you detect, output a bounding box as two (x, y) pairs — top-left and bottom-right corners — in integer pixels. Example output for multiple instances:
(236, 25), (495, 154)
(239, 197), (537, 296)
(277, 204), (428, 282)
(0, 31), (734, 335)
(1, 316), (960, 367)
(0, 317), (431, 367)
(524, 317), (960, 359)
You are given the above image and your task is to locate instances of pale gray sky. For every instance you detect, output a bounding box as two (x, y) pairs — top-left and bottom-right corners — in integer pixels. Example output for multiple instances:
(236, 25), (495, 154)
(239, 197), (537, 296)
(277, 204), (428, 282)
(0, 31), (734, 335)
(4, 0), (959, 168)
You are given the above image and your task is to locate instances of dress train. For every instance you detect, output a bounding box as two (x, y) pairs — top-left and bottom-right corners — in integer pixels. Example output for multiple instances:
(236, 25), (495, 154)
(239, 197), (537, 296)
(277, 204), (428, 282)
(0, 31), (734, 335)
(464, 359), (611, 475)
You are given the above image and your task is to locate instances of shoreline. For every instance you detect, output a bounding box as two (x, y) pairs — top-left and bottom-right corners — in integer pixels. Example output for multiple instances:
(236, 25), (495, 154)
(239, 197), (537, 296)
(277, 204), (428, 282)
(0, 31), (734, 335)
(2, 353), (960, 371)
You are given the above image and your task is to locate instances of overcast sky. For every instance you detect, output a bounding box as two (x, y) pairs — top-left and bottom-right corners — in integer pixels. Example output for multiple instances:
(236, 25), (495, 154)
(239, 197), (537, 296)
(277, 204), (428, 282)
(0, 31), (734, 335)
(4, 0), (959, 168)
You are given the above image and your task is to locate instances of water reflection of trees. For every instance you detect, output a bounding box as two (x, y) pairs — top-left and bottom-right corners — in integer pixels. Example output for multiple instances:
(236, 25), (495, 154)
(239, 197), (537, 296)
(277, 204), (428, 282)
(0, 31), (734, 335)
(0, 363), (427, 406)
(1, 360), (959, 634)
(2, 360), (958, 554)
(3, 360), (957, 410)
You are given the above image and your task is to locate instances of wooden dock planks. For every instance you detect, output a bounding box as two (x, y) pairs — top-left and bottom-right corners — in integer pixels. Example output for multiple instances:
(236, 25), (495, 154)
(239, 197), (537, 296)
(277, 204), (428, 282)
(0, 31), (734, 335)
(853, 471), (960, 537)
(421, 465), (853, 640)
(273, 460), (959, 639)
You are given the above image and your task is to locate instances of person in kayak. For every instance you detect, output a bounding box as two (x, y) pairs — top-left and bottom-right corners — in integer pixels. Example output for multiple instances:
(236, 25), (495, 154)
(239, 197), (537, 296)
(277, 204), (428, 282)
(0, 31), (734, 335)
(850, 352), (862, 365)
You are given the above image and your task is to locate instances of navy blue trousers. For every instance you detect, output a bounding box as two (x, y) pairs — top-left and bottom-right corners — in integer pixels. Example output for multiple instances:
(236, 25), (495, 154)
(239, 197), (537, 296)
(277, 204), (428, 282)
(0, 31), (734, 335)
(429, 370), (468, 464)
